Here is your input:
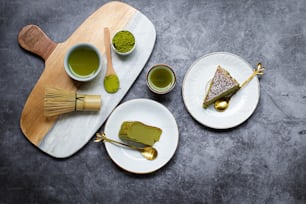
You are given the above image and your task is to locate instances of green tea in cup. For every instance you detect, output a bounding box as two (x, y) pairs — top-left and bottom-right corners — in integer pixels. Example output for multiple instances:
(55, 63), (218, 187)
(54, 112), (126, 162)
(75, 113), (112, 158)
(147, 64), (176, 94)
(64, 43), (102, 82)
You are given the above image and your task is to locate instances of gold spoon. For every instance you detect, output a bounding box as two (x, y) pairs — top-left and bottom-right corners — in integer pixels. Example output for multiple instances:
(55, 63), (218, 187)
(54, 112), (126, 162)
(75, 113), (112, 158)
(214, 63), (265, 111)
(214, 95), (232, 111)
(103, 27), (120, 93)
(94, 132), (158, 160)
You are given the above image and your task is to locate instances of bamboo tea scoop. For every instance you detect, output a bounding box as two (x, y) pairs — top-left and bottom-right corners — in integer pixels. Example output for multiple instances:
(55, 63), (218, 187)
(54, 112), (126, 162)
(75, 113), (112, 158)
(44, 87), (101, 117)
(214, 63), (265, 111)
(103, 27), (120, 93)
(95, 132), (158, 160)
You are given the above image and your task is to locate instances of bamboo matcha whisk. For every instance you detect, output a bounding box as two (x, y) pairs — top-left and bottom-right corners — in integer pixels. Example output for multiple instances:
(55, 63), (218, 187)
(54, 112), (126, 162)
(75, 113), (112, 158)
(44, 87), (101, 117)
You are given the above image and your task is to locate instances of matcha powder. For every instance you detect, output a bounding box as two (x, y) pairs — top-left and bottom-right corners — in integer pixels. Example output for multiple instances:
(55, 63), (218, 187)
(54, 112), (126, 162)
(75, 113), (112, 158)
(104, 74), (120, 93)
(112, 31), (135, 53)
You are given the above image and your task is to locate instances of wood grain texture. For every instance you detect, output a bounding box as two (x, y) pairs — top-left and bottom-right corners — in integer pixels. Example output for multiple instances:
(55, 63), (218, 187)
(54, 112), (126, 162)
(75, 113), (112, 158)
(104, 27), (116, 76)
(19, 1), (136, 145)
(18, 25), (57, 61)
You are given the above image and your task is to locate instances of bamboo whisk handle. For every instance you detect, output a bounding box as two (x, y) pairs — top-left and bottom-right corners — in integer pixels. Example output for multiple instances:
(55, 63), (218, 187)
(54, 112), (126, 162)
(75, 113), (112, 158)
(76, 94), (101, 111)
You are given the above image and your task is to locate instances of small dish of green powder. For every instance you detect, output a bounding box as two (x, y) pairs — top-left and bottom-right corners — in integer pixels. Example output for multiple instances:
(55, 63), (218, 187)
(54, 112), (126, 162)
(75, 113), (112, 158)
(111, 30), (136, 55)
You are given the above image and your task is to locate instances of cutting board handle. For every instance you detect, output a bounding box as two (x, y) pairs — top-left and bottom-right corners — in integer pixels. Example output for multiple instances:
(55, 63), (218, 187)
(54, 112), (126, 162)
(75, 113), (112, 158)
(18, 24), (57, 61)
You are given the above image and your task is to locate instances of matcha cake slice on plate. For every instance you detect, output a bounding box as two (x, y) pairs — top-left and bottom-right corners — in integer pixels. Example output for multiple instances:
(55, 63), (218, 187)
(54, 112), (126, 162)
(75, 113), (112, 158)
(119, 121), (162, 146)
(203, 65), (239, 108)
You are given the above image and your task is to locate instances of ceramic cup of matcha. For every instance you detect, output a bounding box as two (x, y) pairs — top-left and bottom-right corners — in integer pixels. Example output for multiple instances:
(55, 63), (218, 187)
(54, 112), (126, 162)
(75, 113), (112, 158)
(64, 43), (102, 82)
(146, 64), (176, 94)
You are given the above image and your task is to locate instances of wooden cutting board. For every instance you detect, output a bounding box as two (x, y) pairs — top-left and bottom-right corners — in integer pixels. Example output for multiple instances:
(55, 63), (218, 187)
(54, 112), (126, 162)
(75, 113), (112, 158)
(18, 1), (156, 158)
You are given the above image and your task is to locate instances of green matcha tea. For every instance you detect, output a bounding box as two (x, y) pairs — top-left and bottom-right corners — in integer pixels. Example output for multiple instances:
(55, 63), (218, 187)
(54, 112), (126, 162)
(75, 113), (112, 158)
(68, 47), (99, 77)
(147, 65), (176, 94)
(149, 67), (173, 88)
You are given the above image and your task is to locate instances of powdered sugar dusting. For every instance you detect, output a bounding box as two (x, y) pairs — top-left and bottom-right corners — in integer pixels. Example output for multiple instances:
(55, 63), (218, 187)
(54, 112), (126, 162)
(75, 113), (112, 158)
(205, 65), (239, 102)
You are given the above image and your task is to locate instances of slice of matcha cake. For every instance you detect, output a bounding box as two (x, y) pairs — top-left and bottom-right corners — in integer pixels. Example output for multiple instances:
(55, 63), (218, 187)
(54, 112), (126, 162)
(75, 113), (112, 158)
(203, 65), (239, 108)
(119, 121), (162, 146)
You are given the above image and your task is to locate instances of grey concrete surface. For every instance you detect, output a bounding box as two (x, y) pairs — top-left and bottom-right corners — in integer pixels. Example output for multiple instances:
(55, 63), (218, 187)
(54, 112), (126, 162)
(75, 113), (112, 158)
(1, 0), (306, 203)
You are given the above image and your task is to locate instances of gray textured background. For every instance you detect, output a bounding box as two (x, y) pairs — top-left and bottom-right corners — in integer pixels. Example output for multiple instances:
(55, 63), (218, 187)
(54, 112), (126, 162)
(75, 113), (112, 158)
(1, 0), (306, 203)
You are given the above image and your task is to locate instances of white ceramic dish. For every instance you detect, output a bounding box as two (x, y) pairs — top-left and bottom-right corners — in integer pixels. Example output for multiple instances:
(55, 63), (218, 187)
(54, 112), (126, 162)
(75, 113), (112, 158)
(182, 52), (260, 129)
(103, 99), (179, 174)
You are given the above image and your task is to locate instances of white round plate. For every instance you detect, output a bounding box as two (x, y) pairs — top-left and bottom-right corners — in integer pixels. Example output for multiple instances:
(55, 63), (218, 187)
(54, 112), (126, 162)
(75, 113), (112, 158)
(182, 52), (260, 129)
(104, 99), (179, 174)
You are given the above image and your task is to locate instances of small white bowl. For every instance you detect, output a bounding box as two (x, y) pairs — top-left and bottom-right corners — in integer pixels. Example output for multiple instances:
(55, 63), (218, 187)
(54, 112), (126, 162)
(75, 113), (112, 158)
(64, 43), (102, 82)
(111, 30), (136, 56)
